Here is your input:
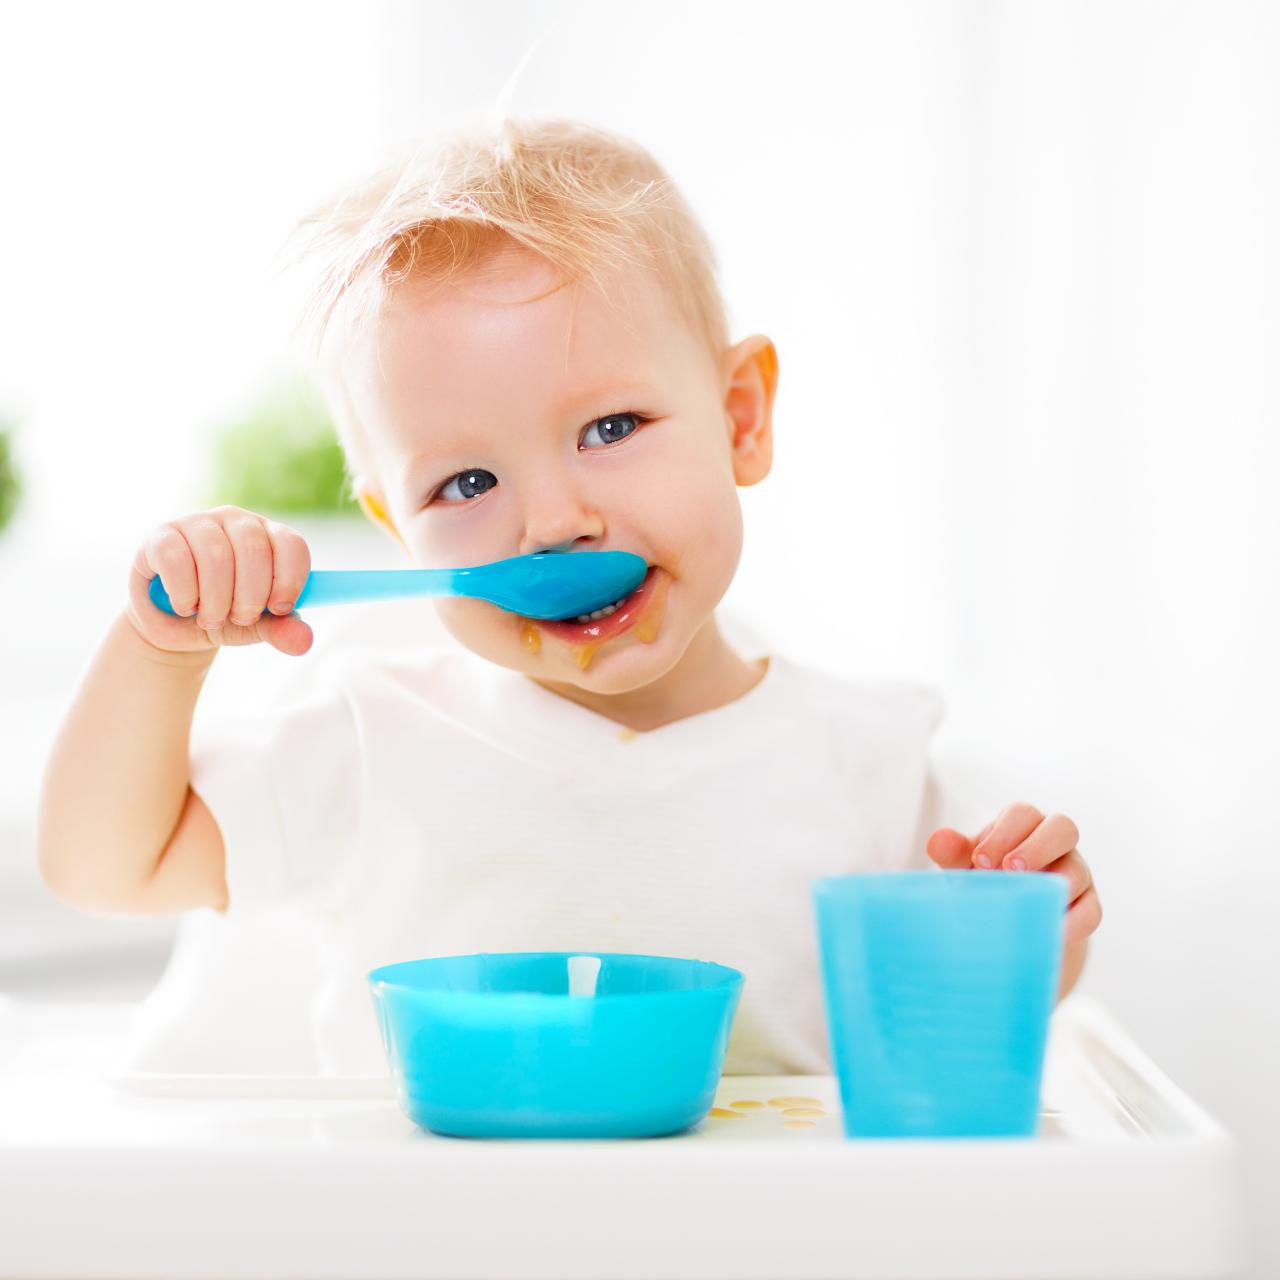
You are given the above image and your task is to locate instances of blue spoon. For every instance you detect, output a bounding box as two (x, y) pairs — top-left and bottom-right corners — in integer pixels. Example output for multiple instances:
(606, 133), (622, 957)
(147, 550), (650, 623)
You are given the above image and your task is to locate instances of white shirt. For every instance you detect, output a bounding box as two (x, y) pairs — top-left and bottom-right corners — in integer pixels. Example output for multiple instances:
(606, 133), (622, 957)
(121, 635), (986, 1080)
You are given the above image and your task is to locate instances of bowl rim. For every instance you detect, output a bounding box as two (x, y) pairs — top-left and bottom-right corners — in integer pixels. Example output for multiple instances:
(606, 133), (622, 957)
(365, 950), (745, 1000)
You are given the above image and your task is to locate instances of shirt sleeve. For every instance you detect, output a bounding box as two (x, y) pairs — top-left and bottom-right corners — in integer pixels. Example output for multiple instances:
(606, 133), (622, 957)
(188, 665), (362, 919)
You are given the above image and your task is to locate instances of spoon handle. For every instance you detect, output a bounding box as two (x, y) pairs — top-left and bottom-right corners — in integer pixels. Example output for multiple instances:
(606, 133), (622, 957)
(147, 567), (462, 617)
(292, 569), (460, 608)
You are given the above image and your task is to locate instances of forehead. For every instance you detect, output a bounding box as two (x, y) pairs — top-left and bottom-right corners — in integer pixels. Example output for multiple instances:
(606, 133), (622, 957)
(346, 247), (704, 459)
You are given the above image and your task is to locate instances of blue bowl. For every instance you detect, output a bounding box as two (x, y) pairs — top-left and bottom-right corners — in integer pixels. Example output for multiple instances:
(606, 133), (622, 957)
(366, 951), (744, 1139)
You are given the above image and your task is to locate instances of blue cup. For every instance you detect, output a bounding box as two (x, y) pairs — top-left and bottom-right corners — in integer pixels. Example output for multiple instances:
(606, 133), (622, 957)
(367, 951), (744, 1139)
(812, 871), (1067, 1138)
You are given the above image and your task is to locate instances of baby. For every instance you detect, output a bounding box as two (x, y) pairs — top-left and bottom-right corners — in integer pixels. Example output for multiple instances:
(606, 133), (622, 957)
(36, 117), (1101, 1078)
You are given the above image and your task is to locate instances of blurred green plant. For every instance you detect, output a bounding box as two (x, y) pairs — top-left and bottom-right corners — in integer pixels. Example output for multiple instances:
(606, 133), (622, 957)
(205, 378), (360, 517)
(0, 422), (22, 536)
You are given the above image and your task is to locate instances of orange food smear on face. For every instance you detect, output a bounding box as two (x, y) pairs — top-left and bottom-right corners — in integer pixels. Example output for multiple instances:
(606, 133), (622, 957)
(767, 1096), (821, 1108)
(631, 569), (669, 644)
(521, 567), (670, 672)
(708, 1107), (741, 1118)
(728, 1099), (765, 1110)
(781, 1107), (826, 1118)
(568, 568), (670, 675)
(573, 643), (598, 671)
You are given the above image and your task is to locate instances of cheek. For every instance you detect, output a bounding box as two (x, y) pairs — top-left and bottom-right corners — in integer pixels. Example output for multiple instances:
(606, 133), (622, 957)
(645, 446), (744, 572)
(404, 516), (508, 572)
(628, 427), (729, 504)
(435, 591), (501, 625)
(433, 598), (510, 656)
(696, 492), (745, 581)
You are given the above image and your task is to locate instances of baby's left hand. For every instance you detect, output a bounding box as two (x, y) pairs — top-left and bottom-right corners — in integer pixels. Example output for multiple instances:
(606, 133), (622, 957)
(926, 803), (1102, 947)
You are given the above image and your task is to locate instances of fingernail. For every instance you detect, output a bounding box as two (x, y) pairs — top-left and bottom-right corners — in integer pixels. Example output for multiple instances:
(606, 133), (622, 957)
(974, 853), (992, 869)
(1006, 855), (1027, 871)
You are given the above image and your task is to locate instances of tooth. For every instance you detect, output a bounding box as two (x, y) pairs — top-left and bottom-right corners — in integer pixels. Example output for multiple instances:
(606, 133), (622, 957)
(568, 597), (627, 624)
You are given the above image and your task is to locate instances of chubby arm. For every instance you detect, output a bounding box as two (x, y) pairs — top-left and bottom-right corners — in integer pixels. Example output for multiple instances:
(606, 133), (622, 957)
(37, 507), (313, 917)
(37, 611), (229, 914)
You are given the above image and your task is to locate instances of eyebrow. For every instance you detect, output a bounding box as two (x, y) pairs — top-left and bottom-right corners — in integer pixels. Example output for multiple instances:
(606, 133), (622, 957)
(397, 379), (659, 485)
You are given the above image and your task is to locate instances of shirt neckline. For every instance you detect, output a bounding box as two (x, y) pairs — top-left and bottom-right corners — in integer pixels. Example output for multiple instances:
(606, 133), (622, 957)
(526, 652), (775, 737)
(459, 646), (792, 771)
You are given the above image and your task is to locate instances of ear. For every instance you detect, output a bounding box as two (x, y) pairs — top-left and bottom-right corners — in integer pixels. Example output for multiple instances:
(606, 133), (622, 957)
(352, 476), (410, 556)
(721, 335), (778, 487)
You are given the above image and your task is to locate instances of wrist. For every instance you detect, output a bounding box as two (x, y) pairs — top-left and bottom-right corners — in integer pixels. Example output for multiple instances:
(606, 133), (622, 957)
(1056, 935), (1089, 1002)
(117, 608), (220, 672)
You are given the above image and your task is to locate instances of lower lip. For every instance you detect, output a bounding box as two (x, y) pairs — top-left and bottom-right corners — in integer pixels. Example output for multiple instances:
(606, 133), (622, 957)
(527, 565), (661, 645)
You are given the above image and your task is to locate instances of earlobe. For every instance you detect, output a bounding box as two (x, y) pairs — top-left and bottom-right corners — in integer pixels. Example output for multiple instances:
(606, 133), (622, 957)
(723, 335), (778, 488)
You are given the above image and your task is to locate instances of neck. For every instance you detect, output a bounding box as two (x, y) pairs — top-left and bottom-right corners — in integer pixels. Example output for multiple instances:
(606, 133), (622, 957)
(527, 615), (768, 733)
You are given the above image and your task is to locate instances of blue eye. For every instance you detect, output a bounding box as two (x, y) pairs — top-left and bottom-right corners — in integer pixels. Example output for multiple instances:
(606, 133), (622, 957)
(437, 469), (497, 502)
(580, 412), (644, 449)
(429, 412), (648, 506)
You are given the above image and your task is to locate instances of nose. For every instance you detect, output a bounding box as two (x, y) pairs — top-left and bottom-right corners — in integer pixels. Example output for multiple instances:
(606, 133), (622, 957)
(517, 483), (606, 558)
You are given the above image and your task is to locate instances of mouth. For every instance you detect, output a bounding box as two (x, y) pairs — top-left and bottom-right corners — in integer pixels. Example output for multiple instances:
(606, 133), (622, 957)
(522, 564), (663, 645)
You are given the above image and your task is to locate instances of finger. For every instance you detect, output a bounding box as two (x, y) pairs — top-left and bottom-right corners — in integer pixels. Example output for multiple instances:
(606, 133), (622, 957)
(1064, 885), (1102, 946)
(1043, 848), (1092, 904)
(927, 817), (998, 868)
(972, 803), (1043, 869)
(179, 517), (234, 631)
(134, 524), (199, 618)
(926, 828), (974, 869)
(263, 520), (311, 615)
(127, 526), (206, 650)
(222, 512), (274, 627)
(1002, 812), (1081, 872)
(255, 610), (314, 657)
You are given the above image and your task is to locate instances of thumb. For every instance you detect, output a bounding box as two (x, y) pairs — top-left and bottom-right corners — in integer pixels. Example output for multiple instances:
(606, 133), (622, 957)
(255, 610), (314, 657)
(926, 827), (978, 869)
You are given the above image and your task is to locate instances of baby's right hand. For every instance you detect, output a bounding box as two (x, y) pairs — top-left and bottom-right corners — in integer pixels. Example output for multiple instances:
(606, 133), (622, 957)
(126, 505), (314, 657)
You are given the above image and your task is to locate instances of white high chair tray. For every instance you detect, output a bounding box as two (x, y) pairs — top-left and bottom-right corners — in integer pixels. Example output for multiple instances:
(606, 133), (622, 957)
(0, 994), (1246, 1280)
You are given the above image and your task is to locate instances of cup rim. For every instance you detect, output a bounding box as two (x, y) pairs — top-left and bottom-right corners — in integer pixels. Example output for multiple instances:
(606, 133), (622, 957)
(366, 950), (745, 999)
(812, 869), (1067, 901)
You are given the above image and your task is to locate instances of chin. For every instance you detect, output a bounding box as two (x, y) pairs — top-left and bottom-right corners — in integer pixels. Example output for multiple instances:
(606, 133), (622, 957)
(537, 631), (689, 694)
(451, 608), (690, 693)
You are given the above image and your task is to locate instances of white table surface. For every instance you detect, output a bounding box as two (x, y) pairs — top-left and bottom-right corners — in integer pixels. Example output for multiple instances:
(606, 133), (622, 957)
(0, 994), (1249, 1280)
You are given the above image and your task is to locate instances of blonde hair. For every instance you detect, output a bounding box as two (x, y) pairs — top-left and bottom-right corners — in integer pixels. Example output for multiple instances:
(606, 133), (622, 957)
(280, 116), (731, 484)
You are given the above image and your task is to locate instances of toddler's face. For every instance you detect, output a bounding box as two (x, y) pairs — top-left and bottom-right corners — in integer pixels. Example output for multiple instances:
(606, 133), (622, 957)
(344, 246), (773, 695)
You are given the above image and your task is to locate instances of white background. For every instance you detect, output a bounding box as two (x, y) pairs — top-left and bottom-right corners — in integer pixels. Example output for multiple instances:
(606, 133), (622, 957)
(1, 2), (1275, 1273)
